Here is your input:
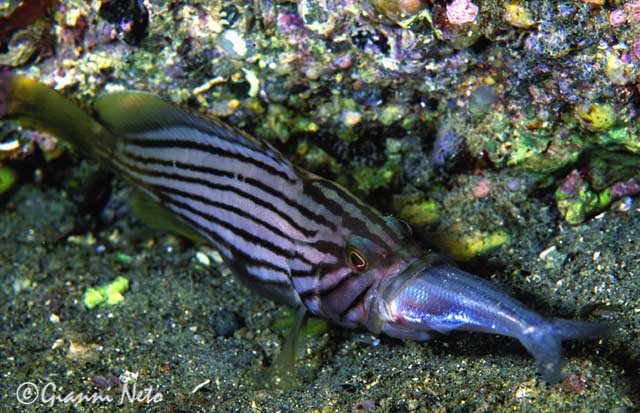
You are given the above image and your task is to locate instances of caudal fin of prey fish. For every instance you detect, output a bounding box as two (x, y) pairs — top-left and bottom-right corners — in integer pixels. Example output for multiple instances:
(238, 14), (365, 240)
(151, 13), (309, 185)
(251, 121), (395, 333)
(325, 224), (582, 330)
(376, 263), (613, 382)
(518, 318), (611, 382)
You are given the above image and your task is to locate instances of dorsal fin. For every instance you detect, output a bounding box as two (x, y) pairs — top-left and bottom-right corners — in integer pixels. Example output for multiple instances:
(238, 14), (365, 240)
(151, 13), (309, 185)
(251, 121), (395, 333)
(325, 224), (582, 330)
(93, 92), (278, 155)
(94, 92), (194, 135)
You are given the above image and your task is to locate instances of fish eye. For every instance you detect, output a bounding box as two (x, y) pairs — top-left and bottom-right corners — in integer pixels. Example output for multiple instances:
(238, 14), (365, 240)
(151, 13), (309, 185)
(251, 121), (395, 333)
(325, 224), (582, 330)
(347, 246), (367, 271)
(346, 236), (383, 272)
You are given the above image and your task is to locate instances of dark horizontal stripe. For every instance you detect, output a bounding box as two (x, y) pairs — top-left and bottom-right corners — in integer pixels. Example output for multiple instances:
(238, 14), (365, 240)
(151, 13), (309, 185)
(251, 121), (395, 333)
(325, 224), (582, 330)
(114, 162), (238, 262)
(157, 193), (294, 285)
(119, 155), (342, 290)
(155, 187), (294, 268)
(146, 178), (294, 253)
(244, 266), (294, 287)
(311, 179), (403, 248)
(125, 136), (296, 184)
(120, 108), (282, 165)
(297, 289), (318, 299)
(291, 268), (321, 279)
(114, 155), (294, 281)
(305, 239), (342, 256)
(122, 149), (335, 236)
(172, 116), (281, 163)
(339, 285), (370, 319)
(302, 181), (390, 248)
(146, 181), (319, 270)
(120, 154), (320, 238)
(319, 269), (355, 295)
(297, 267), (341, 298)
(152, 179), (317, 285)
(289, 269), (322, 294)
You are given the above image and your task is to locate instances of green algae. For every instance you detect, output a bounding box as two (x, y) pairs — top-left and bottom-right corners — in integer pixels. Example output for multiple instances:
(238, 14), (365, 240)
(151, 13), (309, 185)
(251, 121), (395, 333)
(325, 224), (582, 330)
(114, 253), (134, 265)
(576, 103), (616, 132)
(83, 276), (130, 309)
(379, 104), (406, 126)
(556, 182), (612, 226)
(593, 127), (640, 154)
(438, 228), (510, 261)
(397, 200), (440, 227)
(351, 138), (404, 195)
(0, 166), (17, 194)
(256, 103), (294, 143)
(1, 0), (634, 193)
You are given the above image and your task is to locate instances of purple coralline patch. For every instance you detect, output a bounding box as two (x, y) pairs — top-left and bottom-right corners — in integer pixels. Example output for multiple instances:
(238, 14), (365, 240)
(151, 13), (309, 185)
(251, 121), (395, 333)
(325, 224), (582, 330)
(611, 178), (640, 200)
(277, 10), (305, 34)
(432, 121), (464, 169)
(559, 170), (585, 196)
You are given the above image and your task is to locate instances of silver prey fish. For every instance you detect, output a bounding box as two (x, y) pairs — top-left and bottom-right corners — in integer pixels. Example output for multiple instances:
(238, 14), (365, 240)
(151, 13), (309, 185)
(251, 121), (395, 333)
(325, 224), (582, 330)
(0, 73), (610, 382)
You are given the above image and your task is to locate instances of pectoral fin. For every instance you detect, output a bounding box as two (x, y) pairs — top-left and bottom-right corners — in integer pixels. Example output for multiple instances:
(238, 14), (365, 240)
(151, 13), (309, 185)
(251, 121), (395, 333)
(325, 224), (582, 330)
(270, 306), (308, 384)
(128, 190), (207, 244)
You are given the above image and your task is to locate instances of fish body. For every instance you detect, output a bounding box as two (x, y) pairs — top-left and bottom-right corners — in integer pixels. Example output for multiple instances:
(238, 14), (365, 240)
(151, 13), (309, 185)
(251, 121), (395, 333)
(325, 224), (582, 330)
(0, 73), (610, 381)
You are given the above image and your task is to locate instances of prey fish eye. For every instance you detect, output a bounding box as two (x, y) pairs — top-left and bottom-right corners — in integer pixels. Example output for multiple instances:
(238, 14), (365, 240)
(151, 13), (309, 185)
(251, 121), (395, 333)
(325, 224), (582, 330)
(0, 72), (613, 384)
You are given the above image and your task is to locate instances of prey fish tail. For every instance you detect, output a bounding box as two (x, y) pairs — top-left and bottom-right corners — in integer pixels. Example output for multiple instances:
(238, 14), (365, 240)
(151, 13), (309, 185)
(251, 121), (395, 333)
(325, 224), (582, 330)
(0, 72), (612, 382)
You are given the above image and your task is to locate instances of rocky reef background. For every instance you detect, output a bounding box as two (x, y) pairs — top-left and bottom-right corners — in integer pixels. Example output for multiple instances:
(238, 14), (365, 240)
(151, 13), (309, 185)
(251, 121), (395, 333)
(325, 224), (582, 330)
(0, 0), (639, 411)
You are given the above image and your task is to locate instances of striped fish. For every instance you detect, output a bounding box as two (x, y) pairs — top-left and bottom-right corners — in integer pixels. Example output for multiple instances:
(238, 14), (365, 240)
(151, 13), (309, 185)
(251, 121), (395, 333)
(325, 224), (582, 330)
(0, 73), (611, 382)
